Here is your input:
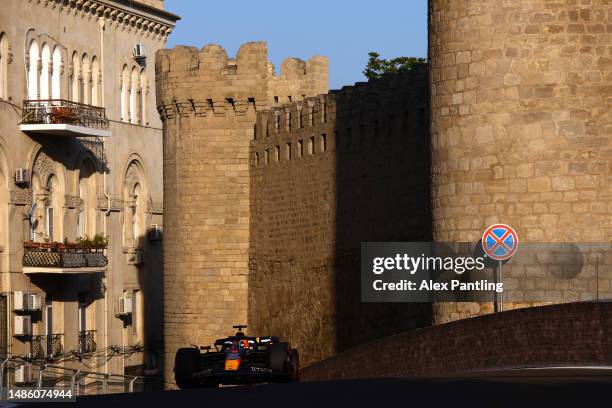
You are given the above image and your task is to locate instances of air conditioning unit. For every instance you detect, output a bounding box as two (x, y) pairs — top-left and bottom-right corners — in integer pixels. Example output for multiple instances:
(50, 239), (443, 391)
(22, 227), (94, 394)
(13, 292), (41, 311)
(117, 296), (133, 316)
(133, 43), (147, 59)
(15, 168), (29, 185)
(149, 224), (162, 241)
(15, 364), (33, 384)
(128, 249), (144, 266)
(14, 315), (32, 336)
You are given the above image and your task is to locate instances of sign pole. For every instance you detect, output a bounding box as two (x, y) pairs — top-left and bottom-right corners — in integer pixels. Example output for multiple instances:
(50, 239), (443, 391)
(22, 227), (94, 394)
(494, 260), (503, 312)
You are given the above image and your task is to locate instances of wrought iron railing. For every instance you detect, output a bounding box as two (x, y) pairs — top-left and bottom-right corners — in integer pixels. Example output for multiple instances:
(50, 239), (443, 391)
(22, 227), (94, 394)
(78, 330), (97, 354)
(32, 334), (64, 360)
(23, 242), (107, 269)
(21, 99), (109, 130)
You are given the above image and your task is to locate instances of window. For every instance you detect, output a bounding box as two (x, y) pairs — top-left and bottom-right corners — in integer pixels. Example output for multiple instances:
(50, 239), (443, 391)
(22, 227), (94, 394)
(121, 65), (129, 121)
(298, 140), (303, 157)
(91, 57), (99, 106)
(264, 149), (269, 164)
(139, 69), (147, 124)
(131, 184), (140, 241)
(286, 143), (292, 160)
(0, 33), (7, 99)
(130, 67), (139, 124)
(28, 40), (40, 100)
(299, 109), (303, 128)
(45, 297), (53, 356)
(40, 44), (51, 100)
(309, 136), (315, 155)
(78, 294), (87, 333)
(77, 180), (85, 238)
(321, 134), (327, 152)
(322, 102), (327, 122)
(255, 152), (259, 166)
(275, 146), (280, 162)
(45, 177), (55, 241)
(51, 47), (61, 99)
(287, 111), (292, 132)
(275, 114), (280, 133)
(71, 52), (80, 102)
(274, 96), (279, 105)
(81, 54), (90, 104)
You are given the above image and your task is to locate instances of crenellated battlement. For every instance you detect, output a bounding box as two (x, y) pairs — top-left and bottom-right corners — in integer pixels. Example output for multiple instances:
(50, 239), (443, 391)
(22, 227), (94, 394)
(251, 66), (428, 156)
(156, 42), (328, 116)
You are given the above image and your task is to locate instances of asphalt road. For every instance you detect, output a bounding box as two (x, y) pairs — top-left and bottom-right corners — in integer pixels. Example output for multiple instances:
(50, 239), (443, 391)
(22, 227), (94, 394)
(15, 368), (612, 407)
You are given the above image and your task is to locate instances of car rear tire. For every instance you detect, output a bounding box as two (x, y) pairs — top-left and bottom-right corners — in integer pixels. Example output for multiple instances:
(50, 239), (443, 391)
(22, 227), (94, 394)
(175, 347), (200, 389)
(268, 343), (300, 382)
(287, 349), (300, 382)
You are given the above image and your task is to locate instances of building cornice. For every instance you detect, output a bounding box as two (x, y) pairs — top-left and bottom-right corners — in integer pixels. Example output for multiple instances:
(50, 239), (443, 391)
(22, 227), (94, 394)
(28, 0), (180, 42)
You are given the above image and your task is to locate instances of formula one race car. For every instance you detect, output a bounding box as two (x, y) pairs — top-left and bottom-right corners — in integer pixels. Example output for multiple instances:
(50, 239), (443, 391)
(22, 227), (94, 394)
(174, 325), (300, 389)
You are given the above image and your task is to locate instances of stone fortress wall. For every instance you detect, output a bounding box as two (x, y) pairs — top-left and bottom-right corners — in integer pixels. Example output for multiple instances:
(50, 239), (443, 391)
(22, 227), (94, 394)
(157, 0), (612, 385)
(155, 42), (327, 385)
(429, 0), (612, 322)
(249, 67), (432, 365)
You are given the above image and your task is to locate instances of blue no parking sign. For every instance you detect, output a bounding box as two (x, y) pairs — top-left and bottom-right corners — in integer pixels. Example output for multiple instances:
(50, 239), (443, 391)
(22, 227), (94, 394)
(481, 224), (518, 261)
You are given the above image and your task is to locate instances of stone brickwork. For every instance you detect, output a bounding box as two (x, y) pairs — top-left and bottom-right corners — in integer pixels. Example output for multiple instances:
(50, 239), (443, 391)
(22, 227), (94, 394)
(156, 42), (327, 387)
(430, 0), (612, 322)
(300, 301), (612, 381)
(249, 67), (432, 366)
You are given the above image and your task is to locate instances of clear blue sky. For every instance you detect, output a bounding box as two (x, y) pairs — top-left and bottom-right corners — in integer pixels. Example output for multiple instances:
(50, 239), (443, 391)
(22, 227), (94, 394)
(165, 0), (428, 90)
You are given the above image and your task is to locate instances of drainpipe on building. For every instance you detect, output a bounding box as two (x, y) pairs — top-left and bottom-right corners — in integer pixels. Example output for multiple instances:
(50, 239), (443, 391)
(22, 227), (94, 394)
(98, 16), (110, 378)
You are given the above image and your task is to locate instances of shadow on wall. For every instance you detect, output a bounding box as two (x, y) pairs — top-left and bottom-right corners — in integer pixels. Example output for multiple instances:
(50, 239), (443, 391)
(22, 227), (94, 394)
(130, 228), (164, 385)
(248, 67), (434, 364)
(332, 69), (433, 353)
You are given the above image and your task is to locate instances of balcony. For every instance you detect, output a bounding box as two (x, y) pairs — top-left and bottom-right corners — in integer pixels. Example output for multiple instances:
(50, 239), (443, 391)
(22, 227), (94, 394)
(32, 334), (64, 360)
(78, 330), (97, 354)
(23, 242), (107, 274)
(19, 99), (112, 138)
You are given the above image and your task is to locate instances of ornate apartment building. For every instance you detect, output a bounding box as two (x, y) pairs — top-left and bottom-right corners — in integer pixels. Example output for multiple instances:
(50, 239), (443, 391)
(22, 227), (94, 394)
(0, 0), (178, 390)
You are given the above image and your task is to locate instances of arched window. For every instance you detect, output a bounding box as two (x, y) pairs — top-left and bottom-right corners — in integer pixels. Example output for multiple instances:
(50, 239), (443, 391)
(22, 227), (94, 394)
(123, 160), (148, 248)
(45, 176), (56, 241)
(82, 54), (90, 105)
(130, 67), (139, 124)
(71, 51), (80, 102)
(77, 178), (85, 238)
(91, 57), (99, 106)
(28, 40), (39, 100)
(51, 46), (61, 99)
(121, 64), (129, 121)
(0, 33), (8, 99)
(77, 159), (97, 239)
(131, 183), (141, 240)
(40, 44), (51, 100)
(139, 68), (147, 125)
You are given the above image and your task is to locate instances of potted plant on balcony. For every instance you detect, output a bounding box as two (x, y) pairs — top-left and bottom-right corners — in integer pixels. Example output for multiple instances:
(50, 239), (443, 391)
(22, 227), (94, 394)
(50, 105), (76, 125)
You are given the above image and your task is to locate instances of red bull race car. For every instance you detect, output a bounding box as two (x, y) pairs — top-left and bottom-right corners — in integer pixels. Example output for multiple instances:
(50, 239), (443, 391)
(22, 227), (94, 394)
(174, 325), (300, 388)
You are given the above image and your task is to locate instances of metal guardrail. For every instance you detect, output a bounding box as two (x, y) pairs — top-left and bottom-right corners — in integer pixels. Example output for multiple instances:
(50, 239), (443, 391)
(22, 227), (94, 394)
(0, 358), (161, 396)
(78, 331), (97, 354)
(21, 99), (109, 130)
(31, 334), (64, 360)
(23, 246), (107, 269)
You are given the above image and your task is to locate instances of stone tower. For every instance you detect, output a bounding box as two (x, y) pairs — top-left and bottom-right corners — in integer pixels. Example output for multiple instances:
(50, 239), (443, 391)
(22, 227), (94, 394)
(155, 42), (327, 387)
(430, 0), (612, 322)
